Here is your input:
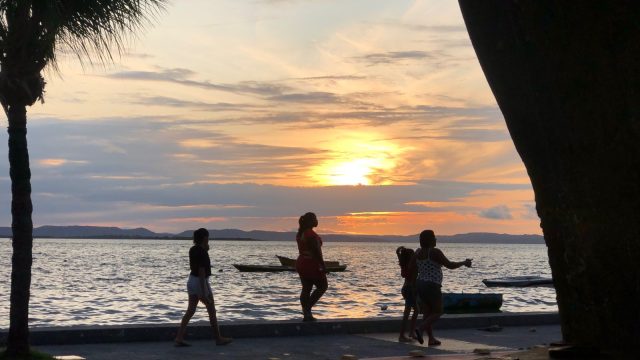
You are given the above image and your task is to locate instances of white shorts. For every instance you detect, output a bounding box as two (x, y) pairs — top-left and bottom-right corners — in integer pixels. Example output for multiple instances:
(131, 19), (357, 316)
(186, 274), (212, 298)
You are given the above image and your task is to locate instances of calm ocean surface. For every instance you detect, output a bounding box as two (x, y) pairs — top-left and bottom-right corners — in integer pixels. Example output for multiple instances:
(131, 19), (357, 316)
(0, 239), (556, 329)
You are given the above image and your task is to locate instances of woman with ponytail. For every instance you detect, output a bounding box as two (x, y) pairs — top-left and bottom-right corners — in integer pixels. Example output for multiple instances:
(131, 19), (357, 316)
(295, 212), (328, 321)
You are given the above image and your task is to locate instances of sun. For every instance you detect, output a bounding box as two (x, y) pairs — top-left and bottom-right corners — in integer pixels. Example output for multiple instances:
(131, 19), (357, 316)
(309, 134), (402, 186)
(325, 159), (379, 186)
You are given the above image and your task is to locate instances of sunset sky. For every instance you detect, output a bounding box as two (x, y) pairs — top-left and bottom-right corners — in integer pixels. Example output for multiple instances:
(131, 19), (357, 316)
(0, 0), (541, 235)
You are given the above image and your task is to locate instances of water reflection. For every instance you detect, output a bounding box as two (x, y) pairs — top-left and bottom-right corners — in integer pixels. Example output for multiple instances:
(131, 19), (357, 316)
(0, 239), (556, 328)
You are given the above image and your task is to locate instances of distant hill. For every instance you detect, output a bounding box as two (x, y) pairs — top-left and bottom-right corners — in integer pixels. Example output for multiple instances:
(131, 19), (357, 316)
(0, 226), (544, 244)
(0, 225), (174, 239)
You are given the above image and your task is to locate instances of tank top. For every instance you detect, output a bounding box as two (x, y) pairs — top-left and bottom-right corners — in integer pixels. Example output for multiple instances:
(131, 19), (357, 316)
(296, 229), (321, 257)
(416, 248), (443, 285)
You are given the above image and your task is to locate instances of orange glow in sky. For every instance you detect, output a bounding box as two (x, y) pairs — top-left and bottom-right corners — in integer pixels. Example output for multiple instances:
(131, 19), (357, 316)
(0, 0), (543, 236)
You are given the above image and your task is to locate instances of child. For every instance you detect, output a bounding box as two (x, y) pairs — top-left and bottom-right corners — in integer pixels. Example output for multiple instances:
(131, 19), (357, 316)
(175, 228), (232, 346)
(396, 246), (419, 342)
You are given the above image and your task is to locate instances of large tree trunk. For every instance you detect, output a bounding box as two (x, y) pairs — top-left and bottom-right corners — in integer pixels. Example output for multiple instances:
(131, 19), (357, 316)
(5, 104), (33, 356)
(458, 0), (640, 355)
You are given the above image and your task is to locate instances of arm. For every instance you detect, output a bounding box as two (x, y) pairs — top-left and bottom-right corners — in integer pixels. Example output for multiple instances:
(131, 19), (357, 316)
(431, 248), (472, 269)
(408, 251), (418, 285)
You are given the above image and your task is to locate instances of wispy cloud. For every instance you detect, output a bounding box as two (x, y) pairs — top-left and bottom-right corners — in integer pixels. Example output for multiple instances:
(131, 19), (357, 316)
(134, 96), (261, 111)
(107, 68), (292, 97)
(479, 205), (513, 220)
(370, 20), (467, 34)
(353, 50), (441, 66)
(267, 92), (344, 104)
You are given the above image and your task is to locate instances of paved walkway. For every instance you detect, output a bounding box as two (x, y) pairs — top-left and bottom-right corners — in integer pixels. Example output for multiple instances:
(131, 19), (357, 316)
(38, 325), (561, 360)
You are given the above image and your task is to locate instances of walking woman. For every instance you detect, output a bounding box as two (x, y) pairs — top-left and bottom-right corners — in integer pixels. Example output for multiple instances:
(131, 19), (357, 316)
(175, 228), (232, 346)
(295, 212), (328, 322)
(410, 230), (472, 346)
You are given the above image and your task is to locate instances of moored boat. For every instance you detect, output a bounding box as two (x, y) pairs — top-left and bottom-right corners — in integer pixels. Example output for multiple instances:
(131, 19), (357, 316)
(482, 276), (553, 287)
(233, 263), (347, 273)
(442, 292), (503, 313)
(276, 255), (340, 268)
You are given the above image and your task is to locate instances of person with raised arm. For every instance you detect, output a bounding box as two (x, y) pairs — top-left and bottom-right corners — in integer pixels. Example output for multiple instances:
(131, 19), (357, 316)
(410, 230), (472, 346)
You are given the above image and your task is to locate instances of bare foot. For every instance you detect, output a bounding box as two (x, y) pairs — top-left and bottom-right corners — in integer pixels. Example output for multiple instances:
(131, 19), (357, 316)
(216, 337), (233, 346)
(428, 338), (441, 346)
(414, 328), (424, 344)
(398, 336), (413, 343)
(303, 312), (317, 322)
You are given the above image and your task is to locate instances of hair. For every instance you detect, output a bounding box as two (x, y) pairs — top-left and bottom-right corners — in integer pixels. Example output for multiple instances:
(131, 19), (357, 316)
(193, 228), (209, 245)
(419, 229), (436, 248)
(396, 246), (414, 268)
(297, 212), (317, 238)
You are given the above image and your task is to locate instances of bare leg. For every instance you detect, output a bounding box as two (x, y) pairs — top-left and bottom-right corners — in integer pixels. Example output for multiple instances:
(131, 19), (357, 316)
(203, 294), (232, 345)
(175, 295), (199, 344)
(299, 278), (313, 319)
(409, 306), (419, 338)
(419, 297), (443, 346)
(399, 305), (413, 342)
(308, 277), (327, 310)
(414, 302), (429, 344)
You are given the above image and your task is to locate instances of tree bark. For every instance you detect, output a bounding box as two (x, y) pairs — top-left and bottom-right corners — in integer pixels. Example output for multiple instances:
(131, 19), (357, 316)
(5, 104), (33, 356)
(458, 0), (640, 355)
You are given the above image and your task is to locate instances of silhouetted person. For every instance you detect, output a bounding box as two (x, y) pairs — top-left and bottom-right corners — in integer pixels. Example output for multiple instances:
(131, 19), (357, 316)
(295, 212), (328, 321)
(410, 230), (472, 346)
(175, 228), (232, 346)
(396, 246), (419, 342)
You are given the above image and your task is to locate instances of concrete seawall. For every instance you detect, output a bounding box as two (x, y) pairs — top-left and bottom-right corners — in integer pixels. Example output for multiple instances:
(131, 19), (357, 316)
(0, 312), (559, 346)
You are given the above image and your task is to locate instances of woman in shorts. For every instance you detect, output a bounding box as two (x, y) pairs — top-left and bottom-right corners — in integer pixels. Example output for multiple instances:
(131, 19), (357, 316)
(295, 212), (328, 322)
(175, 228), (232, 346)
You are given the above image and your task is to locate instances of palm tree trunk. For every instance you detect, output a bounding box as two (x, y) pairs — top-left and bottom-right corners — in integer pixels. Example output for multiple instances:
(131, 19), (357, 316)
(5, 104), (33, 356)
(458, 0), (640, 355)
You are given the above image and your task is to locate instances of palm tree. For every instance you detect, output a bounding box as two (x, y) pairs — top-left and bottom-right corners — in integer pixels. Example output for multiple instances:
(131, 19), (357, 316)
(0, 1), (166, 356)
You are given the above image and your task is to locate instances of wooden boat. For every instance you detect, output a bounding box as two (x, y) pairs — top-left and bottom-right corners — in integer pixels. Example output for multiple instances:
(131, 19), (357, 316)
(276, 255), (341, 268)
(233, 263), (347, 273)
(442, 292), (503, 313)
(482, 276), (553, 287)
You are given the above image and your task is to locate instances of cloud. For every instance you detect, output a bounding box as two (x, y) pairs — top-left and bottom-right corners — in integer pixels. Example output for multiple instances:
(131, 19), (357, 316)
(370, 20), (467, 34)
(479, 205), (513, 220)
(353, 50), (441, 66)
(267, 92), (343, 104)
(134, 96), (261, 111)
(107, 68), (292, 97)
(37, 159), (89, 168)
(292, 75), (367, 81)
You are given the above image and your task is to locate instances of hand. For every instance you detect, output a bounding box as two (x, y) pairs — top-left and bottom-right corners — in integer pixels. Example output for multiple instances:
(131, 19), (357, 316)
(464, 258), (473, 267)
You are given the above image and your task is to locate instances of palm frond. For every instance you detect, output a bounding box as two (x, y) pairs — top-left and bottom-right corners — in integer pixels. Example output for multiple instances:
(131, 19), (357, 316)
(52, 0), (168, 67)
(0, 0), (167, 72)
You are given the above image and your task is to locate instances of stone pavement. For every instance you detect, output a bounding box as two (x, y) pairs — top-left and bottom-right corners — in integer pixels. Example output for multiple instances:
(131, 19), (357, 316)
(37, 325), (561, 360)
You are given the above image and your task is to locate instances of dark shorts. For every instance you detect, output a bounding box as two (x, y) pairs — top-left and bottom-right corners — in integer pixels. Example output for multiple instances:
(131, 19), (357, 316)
(401, 284), (416, 307)
(416, 280), (442, 310)
(296, 256), (327, 282)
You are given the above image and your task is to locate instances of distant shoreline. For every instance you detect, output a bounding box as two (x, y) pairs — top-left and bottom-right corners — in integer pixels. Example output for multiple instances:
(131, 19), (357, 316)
(0, 236), (262, 241)
(0, 236), (545, 244)
(0, 225), (545, 244)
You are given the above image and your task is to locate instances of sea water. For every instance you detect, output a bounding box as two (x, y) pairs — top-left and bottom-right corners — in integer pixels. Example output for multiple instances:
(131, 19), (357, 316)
(0, 239), (556, 328)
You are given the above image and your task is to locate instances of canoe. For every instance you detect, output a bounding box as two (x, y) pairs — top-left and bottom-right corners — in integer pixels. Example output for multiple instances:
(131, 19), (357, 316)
(276, 255), (341, 268)
(442, 292), (503, 313)
(482, 276), (553, 287)
(233, 264), (347, 273)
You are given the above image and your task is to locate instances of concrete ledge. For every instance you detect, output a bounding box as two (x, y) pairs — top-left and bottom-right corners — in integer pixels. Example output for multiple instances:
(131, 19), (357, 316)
(0, 312), (559, 346)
